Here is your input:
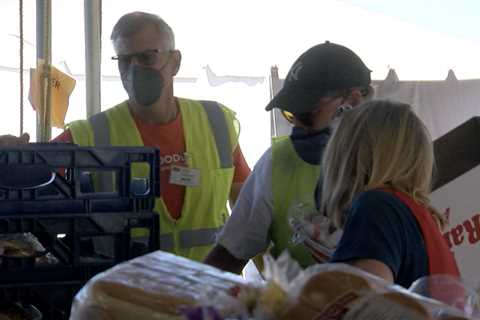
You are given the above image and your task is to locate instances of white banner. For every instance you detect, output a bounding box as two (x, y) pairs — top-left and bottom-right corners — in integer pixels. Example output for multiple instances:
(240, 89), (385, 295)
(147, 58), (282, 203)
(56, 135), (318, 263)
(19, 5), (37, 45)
(431, 165), (480, 280)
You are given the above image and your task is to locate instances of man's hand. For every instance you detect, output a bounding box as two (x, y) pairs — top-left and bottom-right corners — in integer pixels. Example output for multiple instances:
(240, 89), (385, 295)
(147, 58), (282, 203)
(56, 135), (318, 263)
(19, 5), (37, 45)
(0, 133), (30, 146)
(204, 244), (248, 274)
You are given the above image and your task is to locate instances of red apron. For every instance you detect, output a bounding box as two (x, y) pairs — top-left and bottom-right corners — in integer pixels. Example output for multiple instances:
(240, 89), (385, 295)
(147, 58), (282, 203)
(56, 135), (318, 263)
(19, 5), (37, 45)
(382, 189), (466, 310)
(381, 189), (459, 276)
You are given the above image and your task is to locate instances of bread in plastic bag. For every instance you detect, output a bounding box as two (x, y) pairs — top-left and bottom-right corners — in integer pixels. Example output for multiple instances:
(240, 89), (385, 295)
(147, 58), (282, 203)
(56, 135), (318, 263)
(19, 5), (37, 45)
(70, 250), (477, 319)
(287, 262), (476, 320)
(182, 253), (296, 320)
(69, 251), (245, 320)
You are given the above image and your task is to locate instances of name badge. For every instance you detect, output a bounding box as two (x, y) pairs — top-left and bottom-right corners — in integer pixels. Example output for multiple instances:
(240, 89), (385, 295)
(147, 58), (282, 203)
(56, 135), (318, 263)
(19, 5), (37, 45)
(169, 165), (201, 187)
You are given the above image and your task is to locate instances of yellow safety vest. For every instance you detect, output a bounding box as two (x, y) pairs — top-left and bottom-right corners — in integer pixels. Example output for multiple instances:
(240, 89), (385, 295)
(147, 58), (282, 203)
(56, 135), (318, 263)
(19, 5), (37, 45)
(271, 136), (321, 268)
(68, 98), (238, 262)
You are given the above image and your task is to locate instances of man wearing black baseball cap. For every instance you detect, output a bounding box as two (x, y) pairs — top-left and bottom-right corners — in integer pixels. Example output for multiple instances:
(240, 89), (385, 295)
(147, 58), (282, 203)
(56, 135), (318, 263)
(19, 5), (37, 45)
(205, 41), (372, 272)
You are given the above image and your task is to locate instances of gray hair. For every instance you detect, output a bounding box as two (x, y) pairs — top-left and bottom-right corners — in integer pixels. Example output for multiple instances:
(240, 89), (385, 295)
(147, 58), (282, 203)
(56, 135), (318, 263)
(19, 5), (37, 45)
(110, 11), (175, 50)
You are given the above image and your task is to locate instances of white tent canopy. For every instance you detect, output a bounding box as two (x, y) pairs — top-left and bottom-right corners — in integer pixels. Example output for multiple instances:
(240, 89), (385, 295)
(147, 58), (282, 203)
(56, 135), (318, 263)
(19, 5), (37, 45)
(373, 69), (480, 139)
(270, 68), (480, 140)
(1, 0), (480, 164)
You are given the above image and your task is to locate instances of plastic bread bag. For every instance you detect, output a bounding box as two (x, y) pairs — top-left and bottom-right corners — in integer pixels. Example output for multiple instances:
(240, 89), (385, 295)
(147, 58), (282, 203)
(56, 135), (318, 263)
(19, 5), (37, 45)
(0, 233), (46, 257)
(343, 281), (476, 320)
(250, 254), (428, 319)
(187, 252), (301, 320)
(259, 255), (444, 319)
(251, 252), (301, 319)
(180, 306), (225, 320)
(287, 202), (342, 263)
(185, 252), (299, 320)
(70, 251), (246, 320)
(254, 257), (475, 320)
(179, 279), (264, 320)
(279, 262), (391, 319)
(0, 232), (58, 267)
(185, 256), (476, 320)
(278, 262), (475, 320)
(409, 274), (480, 318)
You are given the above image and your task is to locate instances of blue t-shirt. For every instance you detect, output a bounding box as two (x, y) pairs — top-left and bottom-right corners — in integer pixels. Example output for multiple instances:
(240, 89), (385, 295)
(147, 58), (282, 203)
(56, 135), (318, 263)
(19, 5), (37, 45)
(330, 190), (429, 288)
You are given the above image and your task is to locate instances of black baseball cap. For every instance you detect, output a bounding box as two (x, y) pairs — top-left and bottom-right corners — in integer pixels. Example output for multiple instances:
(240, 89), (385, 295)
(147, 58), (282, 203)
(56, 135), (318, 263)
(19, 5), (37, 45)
(265, 41), (371, 114)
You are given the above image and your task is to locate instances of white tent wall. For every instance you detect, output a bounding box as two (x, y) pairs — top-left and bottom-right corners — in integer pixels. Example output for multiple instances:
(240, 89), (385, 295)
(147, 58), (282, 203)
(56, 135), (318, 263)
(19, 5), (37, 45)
(1, 0), (480, 164)
(269, 69), (480, 140)
(373, 69), (480, 140)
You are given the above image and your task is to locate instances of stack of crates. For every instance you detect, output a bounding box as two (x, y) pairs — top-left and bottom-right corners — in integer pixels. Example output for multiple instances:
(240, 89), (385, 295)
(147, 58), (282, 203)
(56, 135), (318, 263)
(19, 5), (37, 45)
(0, 144), (160, 319)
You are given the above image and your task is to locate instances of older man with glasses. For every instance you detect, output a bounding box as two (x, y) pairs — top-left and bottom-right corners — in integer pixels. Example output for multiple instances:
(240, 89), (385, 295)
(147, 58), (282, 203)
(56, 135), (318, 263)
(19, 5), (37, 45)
(50, 11), (251, 262)
(205, 42), (372, 273)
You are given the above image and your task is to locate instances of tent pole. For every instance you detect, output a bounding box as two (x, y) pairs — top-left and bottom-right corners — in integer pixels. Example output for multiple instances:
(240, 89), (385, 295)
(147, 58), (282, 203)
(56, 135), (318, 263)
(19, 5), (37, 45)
(36, 0), (52, 142)
(84, 0), (102, 118)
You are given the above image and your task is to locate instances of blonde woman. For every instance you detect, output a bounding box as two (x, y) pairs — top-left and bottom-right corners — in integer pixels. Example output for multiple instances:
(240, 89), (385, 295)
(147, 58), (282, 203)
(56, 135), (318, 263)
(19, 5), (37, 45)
(321, 100), (459, 288)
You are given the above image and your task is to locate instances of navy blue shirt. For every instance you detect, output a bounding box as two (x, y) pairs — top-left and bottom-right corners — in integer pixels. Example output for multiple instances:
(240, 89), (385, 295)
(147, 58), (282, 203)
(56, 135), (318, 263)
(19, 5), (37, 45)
(330, 190), (429, 288)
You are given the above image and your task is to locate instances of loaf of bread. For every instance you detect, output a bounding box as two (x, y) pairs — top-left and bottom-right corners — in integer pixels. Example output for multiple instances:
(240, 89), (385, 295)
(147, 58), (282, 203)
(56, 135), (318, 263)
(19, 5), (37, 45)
(278, 267), (470, 320)
(300, 270), (374, 309)
(71, 255), (476, 320)
(345, 291), (433, 320)
(281, 270), (376, 319)
(0, 234), (43, 257)
(70, 251), (245, 320)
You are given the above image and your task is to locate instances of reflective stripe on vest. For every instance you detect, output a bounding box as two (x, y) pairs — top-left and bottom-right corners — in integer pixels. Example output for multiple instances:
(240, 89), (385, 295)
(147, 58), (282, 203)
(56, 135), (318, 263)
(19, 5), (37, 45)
(132, 233), (176, 251)
(199, 100), (233, 168)
(158, 228), (220, 251)
(89, 112), (114, 192)
(89, 112), (110, 146)
(89, 101), (232, 168)
(160, 234), (174, 251)
(179, 227), (221, 248)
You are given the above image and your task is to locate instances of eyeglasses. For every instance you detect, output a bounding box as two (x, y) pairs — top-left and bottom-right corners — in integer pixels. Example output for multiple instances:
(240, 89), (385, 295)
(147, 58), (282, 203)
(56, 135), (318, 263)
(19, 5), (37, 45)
(111, 48), (171, 66)
(281, 110), (295, 123)
(279, 86), (372, 124)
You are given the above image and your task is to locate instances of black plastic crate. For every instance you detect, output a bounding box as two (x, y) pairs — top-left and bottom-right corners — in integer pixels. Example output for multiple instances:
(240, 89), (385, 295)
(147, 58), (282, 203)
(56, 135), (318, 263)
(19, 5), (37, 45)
(0, 256), (37, 271)
(0, 144), (160, 214)
(0, 265), (110, 285)
(0, 302), (42, 320)
(0, 211), (159, 271)
(0, 144), (162, 319)
(0, 278), (97, 320)
(0, 250), (155, 319)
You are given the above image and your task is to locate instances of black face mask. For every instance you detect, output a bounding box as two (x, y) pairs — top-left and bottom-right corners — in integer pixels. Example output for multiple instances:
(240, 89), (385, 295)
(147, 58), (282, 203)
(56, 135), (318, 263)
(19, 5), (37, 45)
(121, 64), (164, 106)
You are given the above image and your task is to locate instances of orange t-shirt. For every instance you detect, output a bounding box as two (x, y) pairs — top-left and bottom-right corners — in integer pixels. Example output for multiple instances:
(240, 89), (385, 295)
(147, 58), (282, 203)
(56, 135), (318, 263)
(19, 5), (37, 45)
(53, 113), (250, 220)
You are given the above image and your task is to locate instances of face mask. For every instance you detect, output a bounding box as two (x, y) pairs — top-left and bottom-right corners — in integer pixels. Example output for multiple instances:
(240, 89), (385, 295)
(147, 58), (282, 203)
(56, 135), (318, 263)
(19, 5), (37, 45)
(121, 64), (164, 106)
